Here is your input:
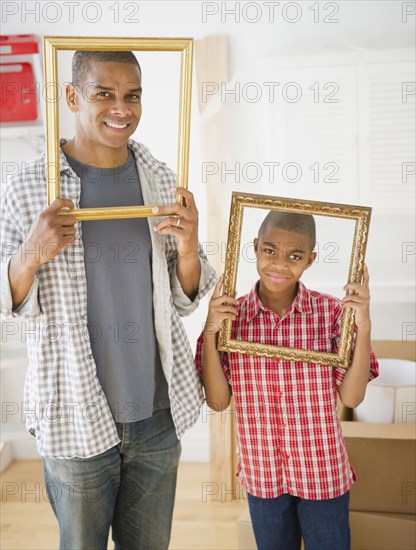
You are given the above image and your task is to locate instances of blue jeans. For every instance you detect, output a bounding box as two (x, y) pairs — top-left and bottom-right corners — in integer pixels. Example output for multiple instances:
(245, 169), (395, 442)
(248, 491), (350, 550)
(42, 408), (181, 550)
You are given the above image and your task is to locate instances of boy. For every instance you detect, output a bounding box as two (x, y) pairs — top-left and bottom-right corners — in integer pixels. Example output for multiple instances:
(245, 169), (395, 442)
(195, 210), (378, 550)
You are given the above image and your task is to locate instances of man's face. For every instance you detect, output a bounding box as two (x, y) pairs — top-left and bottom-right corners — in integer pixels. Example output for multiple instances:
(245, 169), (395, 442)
(69, 61), (142, 150)
(254, 226), (316, 294)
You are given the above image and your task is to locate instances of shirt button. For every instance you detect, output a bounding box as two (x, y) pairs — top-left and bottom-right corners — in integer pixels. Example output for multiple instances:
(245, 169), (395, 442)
(281, 423), (286, 429)
(89, 354), (94, 359)
(277, 391), (282, 398)
(82, 314), (87, 320)
(73, 193), (79, 199)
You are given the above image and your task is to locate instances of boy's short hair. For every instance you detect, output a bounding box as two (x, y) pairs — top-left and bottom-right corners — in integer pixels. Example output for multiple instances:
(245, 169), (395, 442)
(258, 210), (316, 251)
(72, 51), (141, 87)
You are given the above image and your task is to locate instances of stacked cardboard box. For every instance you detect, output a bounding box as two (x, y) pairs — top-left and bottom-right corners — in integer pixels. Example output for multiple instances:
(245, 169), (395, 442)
(341, 418), (415, 549)
(341, 340), (416, 549)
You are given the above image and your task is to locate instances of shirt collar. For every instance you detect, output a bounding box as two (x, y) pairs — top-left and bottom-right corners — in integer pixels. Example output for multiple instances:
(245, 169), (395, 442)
(58, 138), (73, 174)
(245, 279), (313, 322)
(295, 281), (313, 315)
(57, 138), (141, 174)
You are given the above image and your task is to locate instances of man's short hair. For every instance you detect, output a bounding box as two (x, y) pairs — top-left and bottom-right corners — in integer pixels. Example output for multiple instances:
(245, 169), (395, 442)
(72, 51), (141, 86)
(258, 210), (316, 251)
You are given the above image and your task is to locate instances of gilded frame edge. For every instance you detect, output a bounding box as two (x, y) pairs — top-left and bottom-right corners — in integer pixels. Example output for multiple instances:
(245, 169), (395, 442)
(43, 36), (194, 220)
(217, 192), (372, 369)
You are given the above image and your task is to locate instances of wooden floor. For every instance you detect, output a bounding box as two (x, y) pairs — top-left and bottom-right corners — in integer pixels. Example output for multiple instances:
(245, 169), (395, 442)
(1, 460), (248, 550)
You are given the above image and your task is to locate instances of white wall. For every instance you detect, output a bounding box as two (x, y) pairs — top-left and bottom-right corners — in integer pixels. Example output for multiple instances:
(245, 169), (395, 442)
(1, 1), (415, 463)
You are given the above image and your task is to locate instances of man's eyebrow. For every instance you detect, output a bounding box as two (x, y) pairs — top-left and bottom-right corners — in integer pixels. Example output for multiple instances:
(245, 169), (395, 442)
(92, 85), (142, 93)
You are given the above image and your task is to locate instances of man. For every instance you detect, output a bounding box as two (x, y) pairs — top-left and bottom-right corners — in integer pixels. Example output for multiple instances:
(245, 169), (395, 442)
(1, 51), (216, 549)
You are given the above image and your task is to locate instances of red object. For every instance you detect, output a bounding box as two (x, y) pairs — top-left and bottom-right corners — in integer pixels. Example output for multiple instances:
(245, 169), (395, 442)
(0, 63), (38, 121)
(0, 35), (39, 122)
(0, 34), (38, 55)
(195, 281), (380, 500)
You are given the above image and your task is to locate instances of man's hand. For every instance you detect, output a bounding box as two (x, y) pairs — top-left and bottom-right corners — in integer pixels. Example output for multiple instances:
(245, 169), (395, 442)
(8, 198), (77, 310)
(342, 264), (371, 329)
(152, 188), (198, 259)
(23, 198), (77, 268)
(204, 275), (238, 336)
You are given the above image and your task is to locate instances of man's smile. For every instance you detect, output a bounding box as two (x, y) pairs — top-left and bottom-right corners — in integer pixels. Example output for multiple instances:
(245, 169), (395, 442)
(104, 121), (131, 130)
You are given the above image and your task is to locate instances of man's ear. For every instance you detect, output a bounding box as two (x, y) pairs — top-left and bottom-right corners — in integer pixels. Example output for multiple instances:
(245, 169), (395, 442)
(305, 251), (317, 269)
(66, 83), (79, 113)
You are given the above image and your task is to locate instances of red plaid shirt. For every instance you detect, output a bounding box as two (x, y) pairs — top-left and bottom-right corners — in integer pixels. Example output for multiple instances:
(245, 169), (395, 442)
(195, 281), (379, 500)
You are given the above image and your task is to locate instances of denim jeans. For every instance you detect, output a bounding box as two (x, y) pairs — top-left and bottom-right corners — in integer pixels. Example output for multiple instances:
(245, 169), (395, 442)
(248, 491), (350, 550)
(42, 408), (181, 550)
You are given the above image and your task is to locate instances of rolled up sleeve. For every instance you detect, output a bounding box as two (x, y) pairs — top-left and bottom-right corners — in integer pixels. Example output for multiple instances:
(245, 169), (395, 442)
(332, 304), (379, 386)
(170, 244), (217, 317)
(1, 181), (41, 319)
(0, 256), (40, 319)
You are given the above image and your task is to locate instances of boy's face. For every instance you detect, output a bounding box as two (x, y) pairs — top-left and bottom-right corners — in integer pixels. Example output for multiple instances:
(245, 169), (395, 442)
(66, 61), (142, 151)
(254, 226), (316, 295)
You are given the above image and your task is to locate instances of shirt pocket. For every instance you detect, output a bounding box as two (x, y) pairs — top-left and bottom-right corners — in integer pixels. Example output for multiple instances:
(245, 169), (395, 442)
(294, 399), (338, 427)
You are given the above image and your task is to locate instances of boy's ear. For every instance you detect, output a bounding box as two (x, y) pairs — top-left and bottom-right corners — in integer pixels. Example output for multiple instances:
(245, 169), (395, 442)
(305, 251), (317, 269)
(253, 238), (259, 254)
(66, 83), (79, 113)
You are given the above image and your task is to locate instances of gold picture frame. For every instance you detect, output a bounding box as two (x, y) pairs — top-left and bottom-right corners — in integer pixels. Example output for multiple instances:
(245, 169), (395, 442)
(218, 192), (372, 369)
(43, 36), (193, 220)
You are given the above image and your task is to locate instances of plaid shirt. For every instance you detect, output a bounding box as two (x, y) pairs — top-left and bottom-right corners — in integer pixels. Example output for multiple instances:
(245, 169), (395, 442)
(196, 281), (379, 500)
(1, 139), (216, 458)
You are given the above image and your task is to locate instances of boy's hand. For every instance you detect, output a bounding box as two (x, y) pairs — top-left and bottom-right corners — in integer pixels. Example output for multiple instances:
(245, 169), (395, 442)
(342, 264), (371, 329)
(204, 274), (238, 335)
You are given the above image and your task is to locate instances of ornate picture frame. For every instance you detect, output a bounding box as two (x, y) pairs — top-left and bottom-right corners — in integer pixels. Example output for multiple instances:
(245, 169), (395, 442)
(218, 192), (372, 368)
(43, 36), (193, 220)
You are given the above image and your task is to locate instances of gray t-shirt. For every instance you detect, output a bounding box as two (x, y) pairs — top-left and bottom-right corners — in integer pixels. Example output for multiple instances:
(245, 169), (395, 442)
(66, 148), (170, 423)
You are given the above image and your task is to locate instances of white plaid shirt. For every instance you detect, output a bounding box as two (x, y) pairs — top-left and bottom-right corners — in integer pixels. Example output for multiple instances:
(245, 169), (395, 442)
(1, 139), (216, 458)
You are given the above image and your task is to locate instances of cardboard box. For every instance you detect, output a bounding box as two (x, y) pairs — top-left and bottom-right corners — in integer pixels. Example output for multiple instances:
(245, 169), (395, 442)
(341, 421), (416, 514)
(350, 511), (416, 550)
(341, 341), (416, 515)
